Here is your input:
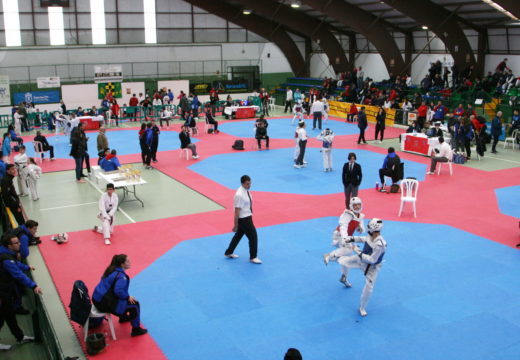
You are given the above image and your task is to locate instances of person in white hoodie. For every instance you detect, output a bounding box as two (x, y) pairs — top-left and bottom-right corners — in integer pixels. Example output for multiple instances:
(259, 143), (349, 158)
(93, 183), (119, 245)
(316, 128), (334, 172)
(427, 136), (452, 174)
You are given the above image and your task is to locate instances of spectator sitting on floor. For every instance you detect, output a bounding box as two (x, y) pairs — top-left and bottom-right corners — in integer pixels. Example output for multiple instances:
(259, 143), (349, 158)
(427, 137), (451, 174)
(100, 149), (121, 172)
(179, 125), (199, 159)
(378, 147), (401, 189)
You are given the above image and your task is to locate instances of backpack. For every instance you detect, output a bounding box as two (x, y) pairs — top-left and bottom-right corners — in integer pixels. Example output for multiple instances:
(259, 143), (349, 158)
(69, 280), (92, 326)
(232, 140), (244, 150)
(452, 153), (466, 164)
(389, 184), (400, 193)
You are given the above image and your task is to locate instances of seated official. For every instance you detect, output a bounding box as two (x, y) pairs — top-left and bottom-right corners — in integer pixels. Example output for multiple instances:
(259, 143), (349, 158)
(205, 109), (219, 133)
(427, 137), (451, 174)
(428, 122), (444, 137)
(33, 131), (55, 160)
(406, 120), (420, 133)
(160, 109), (172, 128)
(255, 117), (269, 149)
(99, 149), (121, 171)
(8, 125), (23, 147)
(183, 114), (198, 135)
(378, 147), (401, 187)
(179, 125), (199, 159)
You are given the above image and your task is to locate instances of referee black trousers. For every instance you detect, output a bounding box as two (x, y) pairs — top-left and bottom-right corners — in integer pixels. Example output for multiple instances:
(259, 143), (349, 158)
(225, 216), (258, 259)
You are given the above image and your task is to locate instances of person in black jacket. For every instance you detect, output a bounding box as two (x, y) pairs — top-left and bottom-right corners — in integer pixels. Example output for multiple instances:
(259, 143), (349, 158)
(255, 117), (269, 149)
(69, 123), (87, 183)
(374, 107), (386, 143)
(179, 125), (199, 159)
(1, 165), (25, 225)
(33, 131), (55, 160)
(342, 153), (362, 207)
(357, 107), (368, 144)
(150, 120), (160, 162)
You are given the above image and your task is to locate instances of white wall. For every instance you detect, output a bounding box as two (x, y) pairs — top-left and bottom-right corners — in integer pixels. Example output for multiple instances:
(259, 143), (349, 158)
(354, 54), (389, 82)
(310, 53), (336, 79)
(485, 55), (520, 75)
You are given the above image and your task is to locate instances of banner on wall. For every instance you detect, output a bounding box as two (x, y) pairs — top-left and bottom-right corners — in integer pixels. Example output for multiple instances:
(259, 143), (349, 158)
(189, 82), (212, 95)
(0, 75), (10, 106)
(13, 90), (60, 105)
(98, 82), (122, 100)
(94, 64), (123, 83)
(37, 76), (60, 88)
(212, 80), (248, 93)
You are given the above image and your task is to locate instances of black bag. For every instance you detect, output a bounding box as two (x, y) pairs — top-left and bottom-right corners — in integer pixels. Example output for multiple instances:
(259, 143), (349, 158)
(207, 128), (214, 134)
(232, 139), (244, 150)
(13, 145), (20, 152)
(69, 280), (92, 326)
(86, 333), (106, 355)
(390, 184), (400, 193)
(95, 273), (121, 314)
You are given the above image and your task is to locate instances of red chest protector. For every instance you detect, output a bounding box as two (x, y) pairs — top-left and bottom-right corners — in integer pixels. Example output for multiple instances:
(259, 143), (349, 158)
(336, 215), (361, 236)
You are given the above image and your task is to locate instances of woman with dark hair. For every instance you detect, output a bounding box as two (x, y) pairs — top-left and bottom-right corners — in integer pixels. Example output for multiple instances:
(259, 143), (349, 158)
(138, 123), (148, 165)
(92, 254), (147, 337)
(284, 348), (303, 360)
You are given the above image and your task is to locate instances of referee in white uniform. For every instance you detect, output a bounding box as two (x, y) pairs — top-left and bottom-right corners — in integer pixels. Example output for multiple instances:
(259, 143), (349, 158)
(224, 175), (262, 264)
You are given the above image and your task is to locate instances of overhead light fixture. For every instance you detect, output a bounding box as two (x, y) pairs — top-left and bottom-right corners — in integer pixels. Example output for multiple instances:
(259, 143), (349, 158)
(291, 1), (301, 8)
(422, 25), (428, 30)
(481, 0), (519, 21)
(242, 8), (252, 15)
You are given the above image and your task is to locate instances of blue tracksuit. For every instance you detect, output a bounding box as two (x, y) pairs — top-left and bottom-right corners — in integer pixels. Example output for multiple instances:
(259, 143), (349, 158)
(382, 152), (398, 169)
(0, 159), (6, 179)
(0, 246), (36, 291)
(16, 225), (32, 259)
(99, 157), (121, 172)
(92, 267), (141, 328)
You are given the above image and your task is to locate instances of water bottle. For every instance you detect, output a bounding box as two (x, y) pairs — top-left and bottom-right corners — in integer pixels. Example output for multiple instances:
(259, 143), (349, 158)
(375, 182), (379, 191)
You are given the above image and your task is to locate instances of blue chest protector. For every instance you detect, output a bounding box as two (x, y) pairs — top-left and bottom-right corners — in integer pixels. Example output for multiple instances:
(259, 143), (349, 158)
(362, 241), (385, 265)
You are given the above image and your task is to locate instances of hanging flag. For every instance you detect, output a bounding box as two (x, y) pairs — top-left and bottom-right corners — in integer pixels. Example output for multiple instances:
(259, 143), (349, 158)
(98, 82), (122, 99)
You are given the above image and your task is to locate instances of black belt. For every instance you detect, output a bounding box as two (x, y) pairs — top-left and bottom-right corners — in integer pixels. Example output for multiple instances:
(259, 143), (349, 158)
(364, 264), (371, 276)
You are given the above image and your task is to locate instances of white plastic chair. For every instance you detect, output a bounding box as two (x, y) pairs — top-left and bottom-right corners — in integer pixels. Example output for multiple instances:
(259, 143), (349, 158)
(437, 150), (453, 176)
(398, 178), (419, 218)
(33, 141), (44, 163)
(179, 148), (190, 160)
(504, 129), (518, 150)
(84, 304), (116, 341)
(204, 117), (215, 134)
(268, 98), (276, 111)
(106, 110), (114, 127)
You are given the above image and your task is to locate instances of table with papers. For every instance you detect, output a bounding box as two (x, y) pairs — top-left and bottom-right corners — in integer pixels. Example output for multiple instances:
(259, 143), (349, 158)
(97, 171), (147, 207)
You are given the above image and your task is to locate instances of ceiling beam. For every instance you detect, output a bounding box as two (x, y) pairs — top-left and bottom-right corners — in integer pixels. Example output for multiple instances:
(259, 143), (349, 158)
(301, 0), (408, 76)
(223, 0), (352, 73)
(185, 0), (308, 76)
(492, 0), (520, 19)
(381, 0), (478, 76)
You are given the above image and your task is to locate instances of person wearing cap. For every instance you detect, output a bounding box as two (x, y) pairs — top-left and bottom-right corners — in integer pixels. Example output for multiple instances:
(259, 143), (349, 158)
(93, 183), (118, 245)
(323, 218), (387, 317)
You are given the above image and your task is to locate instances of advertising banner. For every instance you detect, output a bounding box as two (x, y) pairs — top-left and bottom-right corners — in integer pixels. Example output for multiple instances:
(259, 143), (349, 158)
(13, 90), (60, 105)
(37, 76), (61, 88)
(213, 80), (248, 93)
(189, 82), (212, 95)
(94, 64), (123, 83)
(0, 75), (10, 106)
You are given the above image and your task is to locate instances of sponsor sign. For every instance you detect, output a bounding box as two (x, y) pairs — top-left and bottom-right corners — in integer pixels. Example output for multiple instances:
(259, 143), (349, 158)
(0, 75), (10, 106)
(213, 80), (249, 93)
(94, 64), (123, 83)
(189, 82), (212, 95)
(37, 76), (61, 88)
(13, 90), (60, 105)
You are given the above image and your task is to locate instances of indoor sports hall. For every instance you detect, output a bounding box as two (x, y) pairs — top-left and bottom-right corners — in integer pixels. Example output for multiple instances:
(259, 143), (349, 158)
(0, 1), (519, 360)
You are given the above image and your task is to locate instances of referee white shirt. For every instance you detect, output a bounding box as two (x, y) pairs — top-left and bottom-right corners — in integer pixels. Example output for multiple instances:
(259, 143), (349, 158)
(310, 100), (324, 114)
(234, 185), (252, 218)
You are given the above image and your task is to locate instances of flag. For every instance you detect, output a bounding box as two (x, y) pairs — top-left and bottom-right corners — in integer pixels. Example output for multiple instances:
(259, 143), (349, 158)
(98, 82), (122, 99)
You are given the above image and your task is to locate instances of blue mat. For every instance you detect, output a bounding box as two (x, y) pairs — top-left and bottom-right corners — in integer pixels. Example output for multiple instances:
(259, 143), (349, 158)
(132, 218), (520, 360)
(189, 148), (426, 195)
(495, 185), (520, 218)
(23, 129), (195, 159)
(218, 118), (361, 139)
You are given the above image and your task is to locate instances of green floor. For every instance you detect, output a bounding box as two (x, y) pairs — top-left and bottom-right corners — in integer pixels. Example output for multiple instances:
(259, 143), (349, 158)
(20, 166), (223, 237)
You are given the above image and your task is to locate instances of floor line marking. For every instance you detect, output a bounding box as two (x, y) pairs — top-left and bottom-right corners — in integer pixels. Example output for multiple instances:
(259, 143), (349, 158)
(484, 155), (520, 164)
(40, 202), (97, 211)
(86, 178), (137, 224)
